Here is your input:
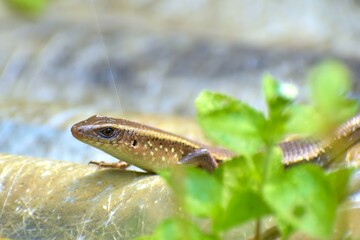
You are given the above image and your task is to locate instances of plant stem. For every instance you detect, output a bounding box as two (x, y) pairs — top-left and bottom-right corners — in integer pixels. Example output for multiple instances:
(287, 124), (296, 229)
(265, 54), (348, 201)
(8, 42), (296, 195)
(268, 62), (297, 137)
(254, 143), (273, 239)
(254, 219), (261, 240)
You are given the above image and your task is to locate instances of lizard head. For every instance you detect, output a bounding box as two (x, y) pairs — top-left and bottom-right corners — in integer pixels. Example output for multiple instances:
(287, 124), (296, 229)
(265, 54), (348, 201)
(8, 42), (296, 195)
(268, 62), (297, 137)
(71, 115), (143, 165)
(71, 115), (164, 167)
(70, 115), (181, 172)
(71, 115), (123, 145)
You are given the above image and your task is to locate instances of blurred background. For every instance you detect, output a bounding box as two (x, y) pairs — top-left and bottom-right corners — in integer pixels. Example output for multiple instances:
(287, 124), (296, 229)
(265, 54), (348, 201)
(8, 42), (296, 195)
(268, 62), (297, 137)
(1, 0), (360, 162)
(1, 1), (360, 239)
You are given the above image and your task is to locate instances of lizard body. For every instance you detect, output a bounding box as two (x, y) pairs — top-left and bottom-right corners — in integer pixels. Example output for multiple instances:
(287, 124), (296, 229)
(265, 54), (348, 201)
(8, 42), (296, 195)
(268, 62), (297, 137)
(71, 114), (360, 172)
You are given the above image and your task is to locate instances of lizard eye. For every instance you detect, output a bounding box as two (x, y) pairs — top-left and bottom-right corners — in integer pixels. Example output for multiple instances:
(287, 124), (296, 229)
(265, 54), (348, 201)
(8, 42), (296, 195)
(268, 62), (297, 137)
(98, 127), (117, 138)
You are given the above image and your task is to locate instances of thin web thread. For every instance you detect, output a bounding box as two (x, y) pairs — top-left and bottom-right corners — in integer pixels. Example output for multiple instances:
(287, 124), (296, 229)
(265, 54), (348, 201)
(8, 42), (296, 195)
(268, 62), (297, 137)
(89, 0), (123, 114)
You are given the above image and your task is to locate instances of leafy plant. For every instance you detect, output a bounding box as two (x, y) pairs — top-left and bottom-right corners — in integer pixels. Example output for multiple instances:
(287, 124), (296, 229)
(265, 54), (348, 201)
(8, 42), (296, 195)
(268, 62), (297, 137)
(4, 0), (48, 16)
(141, 60), (357, 239)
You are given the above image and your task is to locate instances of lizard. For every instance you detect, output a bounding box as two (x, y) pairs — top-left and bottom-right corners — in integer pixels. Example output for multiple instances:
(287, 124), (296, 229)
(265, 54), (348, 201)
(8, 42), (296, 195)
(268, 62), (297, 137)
(71, 114), (360, 173)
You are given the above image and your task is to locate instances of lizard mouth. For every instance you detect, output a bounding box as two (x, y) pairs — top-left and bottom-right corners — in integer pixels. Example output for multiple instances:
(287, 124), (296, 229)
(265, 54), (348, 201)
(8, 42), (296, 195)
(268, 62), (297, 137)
(71, 124), (82, 139)
(71, 121), (91, 140)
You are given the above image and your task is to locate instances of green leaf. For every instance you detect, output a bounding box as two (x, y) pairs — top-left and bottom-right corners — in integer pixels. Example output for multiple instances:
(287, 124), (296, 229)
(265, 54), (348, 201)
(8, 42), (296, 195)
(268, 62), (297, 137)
(217, 147), (283, 185)
(212, 148), (283, 232)
(215, 156), (260, 192)
(213, 189), (271, 232)
(262, 146), (285, 181)
(263, 74), (298, 107)
(285, 60), (358, 136)
(183, 168), (222, 218)
(146, 218), (217, 240)
(326, 168), (354, 203)
(263, 165), (337, 238)
(274, 220), (295, 239)
(309, 60), (351, 106)
(285, 105), (322, 135)
(263, 75), (297, 142)
(4, 0), (47, 16)
(214, 158), (267, 231)
(161, 167), (222, 219)
(195, 91), (266, 156)
(308, 60), (358, 126)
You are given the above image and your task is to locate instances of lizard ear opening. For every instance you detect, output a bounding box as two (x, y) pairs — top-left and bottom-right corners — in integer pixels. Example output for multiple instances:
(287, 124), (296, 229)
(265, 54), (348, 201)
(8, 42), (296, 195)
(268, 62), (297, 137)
(131, 140), (138, 147)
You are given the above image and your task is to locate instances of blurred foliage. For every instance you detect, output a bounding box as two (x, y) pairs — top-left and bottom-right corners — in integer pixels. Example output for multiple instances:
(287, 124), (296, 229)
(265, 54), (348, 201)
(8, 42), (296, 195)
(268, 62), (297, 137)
(141, 60), (357, 239)
(287, 60), (358, 135)
(4, 0), (48, 17)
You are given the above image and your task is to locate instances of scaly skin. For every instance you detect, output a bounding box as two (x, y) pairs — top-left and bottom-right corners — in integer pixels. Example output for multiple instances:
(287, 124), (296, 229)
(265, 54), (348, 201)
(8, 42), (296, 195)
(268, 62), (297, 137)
(71, 114), (360, 172)
(71, 115), (234, 172)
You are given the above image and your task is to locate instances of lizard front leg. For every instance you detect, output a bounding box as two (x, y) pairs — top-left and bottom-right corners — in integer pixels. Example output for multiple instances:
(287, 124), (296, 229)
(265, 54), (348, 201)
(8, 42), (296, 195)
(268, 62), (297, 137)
(89, 160), (130, 170)
(178, 148), (218, 172)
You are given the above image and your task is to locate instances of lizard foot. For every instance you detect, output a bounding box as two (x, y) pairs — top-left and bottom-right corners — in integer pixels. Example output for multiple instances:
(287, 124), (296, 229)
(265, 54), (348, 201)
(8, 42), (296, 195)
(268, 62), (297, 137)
(88, 161), (130, 170)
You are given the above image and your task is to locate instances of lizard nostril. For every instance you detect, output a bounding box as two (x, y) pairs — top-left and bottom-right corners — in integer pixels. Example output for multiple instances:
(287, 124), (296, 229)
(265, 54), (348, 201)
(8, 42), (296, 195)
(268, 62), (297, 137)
(71, 125), (83, 137)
